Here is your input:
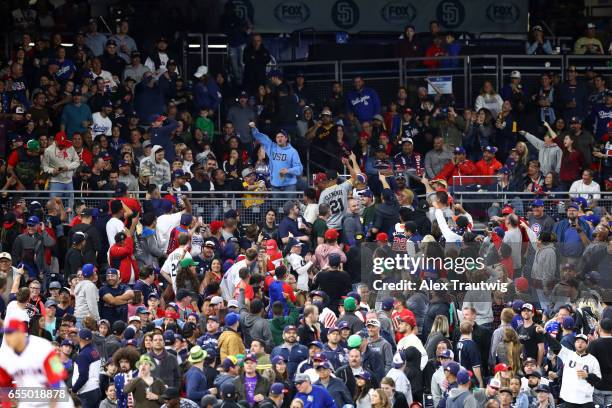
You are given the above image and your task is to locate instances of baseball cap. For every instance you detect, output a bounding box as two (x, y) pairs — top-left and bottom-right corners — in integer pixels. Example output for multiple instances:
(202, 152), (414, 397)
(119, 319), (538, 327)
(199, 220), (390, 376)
(324, 229), (339, 241)
(510, 70), (521, 79)
(72, 231), (87, 245)
(79, 328), (93, 340)
(343, 297), (357, 312)
(453, 146), (466, 154)
(221, 383), (236, 399)
(283, 325), (297, 333)
(484, 146), (497, 153)
(355, 371), (371, 381)
(523, 357), (537, 365)
(82, 263), (95, 278)
(521, 303), (534, 312)
(44, 299), (58, 308)
(489, 378), (501, 389)
(227, 300), (239, 309)
(26, 139), (40, 151)
(401, 137), (413, 145)
(243, 353), (258, 363)
(531, 199), (544, 207)
(587, 22), (596, 29)
(49, 281), (61, 290)
(328, 252), (342, 267)
(26, 215), (40, 226)
(403, 107), (413, 115)
(533, 25), (543, 31)
(535, 385), (550, 394)
(392, 353), (404, 368)
(136, 306), (150, 315)
(270, 383), (287, 396)
(172, 169), (186, 179)
(381, 297), (394, 311)
(271, 355), (286, 365)
(376, 232), (388, 242)
(575, 333), (588, 343)
(366, 319), (380, 328)
(437, 350), (454, 359)
(562, 316), (575, 330)
(347, 334), (362, 348)
(294, 373), (310, 384)
(0, 319), (28, 334)
(499, 387), (513, 395)
(225, 312), (240, 327)
(321, 109), (332, 116)
(443, 361), (460, 376)
(180, 258), (199, 268)
(456, 369), (471, 385)
(494, 363), (511, 374)
(309, 341), (324, 350)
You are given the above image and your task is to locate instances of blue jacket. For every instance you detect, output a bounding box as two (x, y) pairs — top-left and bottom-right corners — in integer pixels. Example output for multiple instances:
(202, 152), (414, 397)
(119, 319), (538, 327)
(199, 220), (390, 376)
(553, 218), (591, 257)
(194, 78), (222, 111)
(252, 128), (303, 187)
(150, 119), (179, 162)
(296, 384), (337, 408)
(271, 342), (309, 379)
(72, 343), (101, 393)
(346, 87), (381, 122)
(134, 77), (170, 123)
(184, 365), (210, 402)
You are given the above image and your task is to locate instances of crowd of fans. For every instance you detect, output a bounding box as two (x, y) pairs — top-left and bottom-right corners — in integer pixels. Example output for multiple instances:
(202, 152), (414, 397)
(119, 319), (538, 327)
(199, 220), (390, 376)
(0, 2), (611, 408)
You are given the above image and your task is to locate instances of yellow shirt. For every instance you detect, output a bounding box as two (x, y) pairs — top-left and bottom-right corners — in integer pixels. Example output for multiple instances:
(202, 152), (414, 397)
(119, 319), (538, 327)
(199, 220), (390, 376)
(242, 181), (265, 208)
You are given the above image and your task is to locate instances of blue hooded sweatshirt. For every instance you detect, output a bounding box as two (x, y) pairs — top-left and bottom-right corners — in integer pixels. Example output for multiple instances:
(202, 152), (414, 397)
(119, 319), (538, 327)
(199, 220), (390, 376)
(590, 103), (612, 140)
(150, 119), (179, 162)
(346, 86), (381, 122)
(252, 128), (303, 187)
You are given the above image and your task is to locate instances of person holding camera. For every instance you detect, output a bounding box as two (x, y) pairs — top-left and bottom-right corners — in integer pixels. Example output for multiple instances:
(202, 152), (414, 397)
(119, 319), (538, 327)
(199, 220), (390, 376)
(552, 202), (591, 265)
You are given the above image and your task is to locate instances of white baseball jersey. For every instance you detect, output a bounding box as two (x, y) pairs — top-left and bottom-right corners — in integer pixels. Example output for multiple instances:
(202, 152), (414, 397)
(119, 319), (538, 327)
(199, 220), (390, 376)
(0, 335), (74, 407)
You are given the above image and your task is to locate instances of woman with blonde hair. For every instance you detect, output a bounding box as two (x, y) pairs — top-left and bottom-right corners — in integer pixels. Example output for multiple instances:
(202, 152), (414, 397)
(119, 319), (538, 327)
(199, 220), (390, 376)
(424, 315), (450, 359)
(475, 80), (503, 117)
(495, 327), (523, 376)
(370, 388), (392, 408)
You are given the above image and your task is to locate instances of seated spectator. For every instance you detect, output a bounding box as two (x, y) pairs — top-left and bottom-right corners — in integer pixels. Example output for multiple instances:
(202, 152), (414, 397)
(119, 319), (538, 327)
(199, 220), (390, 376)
(574, 23), (605, 55)
(526, 26), (553, 55)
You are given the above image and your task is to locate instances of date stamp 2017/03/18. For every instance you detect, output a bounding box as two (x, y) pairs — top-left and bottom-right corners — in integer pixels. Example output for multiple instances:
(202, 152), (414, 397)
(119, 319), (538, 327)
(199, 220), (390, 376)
(0, 387), (70, 402)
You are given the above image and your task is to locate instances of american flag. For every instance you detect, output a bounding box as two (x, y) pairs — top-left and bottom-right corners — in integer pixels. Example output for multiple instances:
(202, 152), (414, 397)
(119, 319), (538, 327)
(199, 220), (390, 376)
(320, 308), (337, 328)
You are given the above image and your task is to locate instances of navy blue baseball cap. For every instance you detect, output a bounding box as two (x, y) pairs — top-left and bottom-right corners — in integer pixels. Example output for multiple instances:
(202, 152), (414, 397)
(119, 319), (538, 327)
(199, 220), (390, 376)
(531, 199), (544, 207)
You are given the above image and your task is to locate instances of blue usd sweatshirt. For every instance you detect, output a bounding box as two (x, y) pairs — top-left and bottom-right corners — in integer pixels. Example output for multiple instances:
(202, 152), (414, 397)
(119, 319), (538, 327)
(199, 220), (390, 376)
(252, 128), (303, 187)
(346, 87), (381, 122)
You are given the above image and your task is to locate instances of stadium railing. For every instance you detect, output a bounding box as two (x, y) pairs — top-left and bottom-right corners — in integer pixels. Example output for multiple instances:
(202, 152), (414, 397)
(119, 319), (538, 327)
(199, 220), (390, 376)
(5, 188), (610, 226)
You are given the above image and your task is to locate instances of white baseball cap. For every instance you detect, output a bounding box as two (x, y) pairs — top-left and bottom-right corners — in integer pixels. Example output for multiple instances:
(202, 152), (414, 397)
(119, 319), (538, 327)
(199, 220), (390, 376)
(194, 65), (209, 78)
(510, 70), (521, 79)
(0, 252), (11, 261)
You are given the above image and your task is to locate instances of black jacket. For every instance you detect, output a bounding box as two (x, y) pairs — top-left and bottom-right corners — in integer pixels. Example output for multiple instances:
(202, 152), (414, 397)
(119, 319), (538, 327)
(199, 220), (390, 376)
(334, 365), (378, 396)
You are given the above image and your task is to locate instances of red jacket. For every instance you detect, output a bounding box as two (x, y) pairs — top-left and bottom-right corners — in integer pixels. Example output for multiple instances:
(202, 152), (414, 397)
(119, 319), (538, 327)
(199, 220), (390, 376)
(475, 158), (503, 184)
(435, 159), (478, 186)
(109, 236), (139, 284)
(423, 46), (444, 69)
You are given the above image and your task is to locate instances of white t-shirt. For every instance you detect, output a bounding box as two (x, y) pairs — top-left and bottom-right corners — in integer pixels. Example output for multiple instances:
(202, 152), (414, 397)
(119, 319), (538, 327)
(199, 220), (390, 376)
(1, 302), (29, 348)
(162, 247), (192, 292)
(569, 180), (601, 204)
(92, 112), (112, 136)
(156, 211), (183, 253)
(106, 217), (124, 247)
(220, 259), (248, 300)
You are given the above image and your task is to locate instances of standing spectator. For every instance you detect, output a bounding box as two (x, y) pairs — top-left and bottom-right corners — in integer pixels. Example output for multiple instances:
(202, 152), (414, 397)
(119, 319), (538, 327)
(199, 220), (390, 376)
(568, 117), (595, 169)
(110, 20), (138, 64)
(250, 122), (302, 193)
(228, 91), (257, 151)
(396, 25), (421, 58)
(558, 66), (589, 120)
(74, 263), (99, 326)
(148, 332), (181, 389)
(100, 40), (126, 78)
(145, 37), (176, 76)
(60, 88), (92, 138)
(243, 34), (271, 95)
(193, 65), (222, 113)
(590, 90), (612, 141)
(475, 81), (504, 117)
(12, 216), (54, 279)
(569, 169), (601, 207)
(184, 346), (212, 403)
(218, 312), (246, 360)
(294, 373), (336, 408)
(234, 353), (270, 405)
(124, 355), (166, 407)
(99, 268), (135, 326)
(123, 52), (150, 83)
(220, 1), (251, 86)
(72, 328), (102, 407)
(520, 130), (562, 175)
(347, 76), (381, 123)
(588, 318), (612, 407)
(85, 18), (107, 57)
(41, 131), (80, 209)
(574, 23), (605, 54)
(525, 26), (553, 55)
(141, 146), (171, 188)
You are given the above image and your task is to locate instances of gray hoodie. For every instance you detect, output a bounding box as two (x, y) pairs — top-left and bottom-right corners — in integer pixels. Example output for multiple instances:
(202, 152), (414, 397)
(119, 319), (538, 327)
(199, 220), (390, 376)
(446, 387), (477, 408)
(141, 145), (171, 187)
(523, 131), (562, 175)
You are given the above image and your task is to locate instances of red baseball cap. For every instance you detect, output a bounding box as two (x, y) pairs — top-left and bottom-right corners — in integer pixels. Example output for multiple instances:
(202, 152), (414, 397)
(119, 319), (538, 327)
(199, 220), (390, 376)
(266, 239), (278, 254)
(494, 363), (511, 374)
(399, 314), (416, 328)
(501, 206), (514, 215)
(376, 232), (389, 242)
(209, 220), (224, 234)
(54, 131), (73, 148)
(324, 229), (340, 241)
(313, 173), (328, 185)
(1, 319), (28, 333)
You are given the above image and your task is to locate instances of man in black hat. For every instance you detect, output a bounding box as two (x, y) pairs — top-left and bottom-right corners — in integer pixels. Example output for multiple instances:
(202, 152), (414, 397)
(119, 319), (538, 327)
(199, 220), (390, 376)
(64, 231), (87, 280)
